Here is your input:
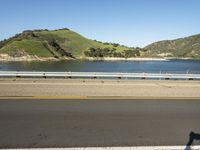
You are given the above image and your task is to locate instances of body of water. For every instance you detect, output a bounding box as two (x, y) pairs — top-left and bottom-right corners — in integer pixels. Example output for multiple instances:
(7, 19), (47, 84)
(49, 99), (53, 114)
(0, 60), (200, 74)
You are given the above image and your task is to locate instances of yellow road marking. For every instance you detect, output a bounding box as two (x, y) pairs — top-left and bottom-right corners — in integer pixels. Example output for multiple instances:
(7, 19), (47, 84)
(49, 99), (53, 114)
(0, 96), (200, 100)
(87, 96), (200, 100)
(34, 96), (88, 100)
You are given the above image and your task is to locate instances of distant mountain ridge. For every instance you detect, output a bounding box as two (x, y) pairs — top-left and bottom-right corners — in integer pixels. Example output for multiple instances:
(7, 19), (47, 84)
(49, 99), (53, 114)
(144, 34), (200, 58)
(0, 28), (200, 60)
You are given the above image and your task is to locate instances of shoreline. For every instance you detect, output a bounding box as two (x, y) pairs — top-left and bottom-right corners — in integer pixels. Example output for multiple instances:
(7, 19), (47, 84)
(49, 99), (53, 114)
(82, 57), (168, 61)
(0, 55), (199, 62)
(80, 57), (200, 61)
(0, 54), (73, 62)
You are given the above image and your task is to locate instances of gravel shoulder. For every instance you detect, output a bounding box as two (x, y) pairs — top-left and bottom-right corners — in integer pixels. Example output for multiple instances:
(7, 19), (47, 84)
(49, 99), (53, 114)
(0, 78), (200, 98)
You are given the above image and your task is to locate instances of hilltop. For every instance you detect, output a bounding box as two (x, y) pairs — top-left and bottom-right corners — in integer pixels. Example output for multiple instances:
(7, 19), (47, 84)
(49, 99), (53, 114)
(144, 34), (200, 59)
(0, 28), (140, 61)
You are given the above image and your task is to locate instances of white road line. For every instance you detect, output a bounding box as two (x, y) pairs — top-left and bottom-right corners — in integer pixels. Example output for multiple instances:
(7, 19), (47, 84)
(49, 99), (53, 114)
(3, 146), (200, 150)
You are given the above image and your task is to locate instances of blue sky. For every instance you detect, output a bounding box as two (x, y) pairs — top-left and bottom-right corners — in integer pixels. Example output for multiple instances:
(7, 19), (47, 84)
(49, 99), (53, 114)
(0, 0), (200, 47)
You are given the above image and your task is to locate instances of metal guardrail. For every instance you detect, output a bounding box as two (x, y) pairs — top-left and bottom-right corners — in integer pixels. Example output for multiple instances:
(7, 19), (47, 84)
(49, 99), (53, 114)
(0, 71), (200, 80)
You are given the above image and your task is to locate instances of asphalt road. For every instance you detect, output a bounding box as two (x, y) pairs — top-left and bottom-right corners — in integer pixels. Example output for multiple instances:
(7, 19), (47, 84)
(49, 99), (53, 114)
(0, 99), (200, 148)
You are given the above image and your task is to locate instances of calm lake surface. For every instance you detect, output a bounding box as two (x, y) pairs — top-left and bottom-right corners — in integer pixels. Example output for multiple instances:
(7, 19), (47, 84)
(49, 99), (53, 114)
(0, 60), (200, 74)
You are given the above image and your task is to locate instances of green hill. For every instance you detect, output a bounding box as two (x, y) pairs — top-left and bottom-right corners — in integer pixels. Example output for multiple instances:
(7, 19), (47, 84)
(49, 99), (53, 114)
(0, 28), (137, 60)
(144, 34), (200, 58)
(1, 29), (200, 60)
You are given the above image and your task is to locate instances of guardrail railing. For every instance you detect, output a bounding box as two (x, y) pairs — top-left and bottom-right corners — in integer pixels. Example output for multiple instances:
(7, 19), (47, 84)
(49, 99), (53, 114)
(0, 71), (200, 80)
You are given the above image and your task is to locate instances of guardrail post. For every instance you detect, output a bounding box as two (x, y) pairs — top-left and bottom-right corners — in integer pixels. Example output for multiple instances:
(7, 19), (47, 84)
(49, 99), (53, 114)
(125, 74), (128, 80)
(141, 72), (146, 80)
(43, 73), (46, 79)
(118, 74), (122, 79)
(93, 73), (97, 79)
(159, 71), (161, 80)
(67, 72), (72, 79)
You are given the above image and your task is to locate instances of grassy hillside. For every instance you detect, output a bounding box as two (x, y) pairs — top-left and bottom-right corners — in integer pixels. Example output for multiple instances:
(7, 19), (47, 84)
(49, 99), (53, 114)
(0, 39), (52, 57)
(1, 29), (200, 60)
(0, 29), (135, 59)
(144, 34), (200, 58)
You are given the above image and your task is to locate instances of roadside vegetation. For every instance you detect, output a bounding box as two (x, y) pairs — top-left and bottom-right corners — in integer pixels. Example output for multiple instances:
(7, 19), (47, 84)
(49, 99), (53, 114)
(84, 47), (144, 58)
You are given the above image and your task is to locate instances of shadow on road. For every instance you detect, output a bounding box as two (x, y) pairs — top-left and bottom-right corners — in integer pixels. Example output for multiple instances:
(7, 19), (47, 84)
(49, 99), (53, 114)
(185, 132), (200, 150)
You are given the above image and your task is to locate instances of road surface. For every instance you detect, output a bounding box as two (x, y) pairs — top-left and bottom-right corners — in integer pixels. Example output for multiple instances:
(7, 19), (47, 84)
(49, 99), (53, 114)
(0, 99), (200, 148)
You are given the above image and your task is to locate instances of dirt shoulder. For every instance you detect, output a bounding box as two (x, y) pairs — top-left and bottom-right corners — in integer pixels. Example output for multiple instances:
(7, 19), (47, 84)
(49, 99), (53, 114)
(0, 78), (200, 98)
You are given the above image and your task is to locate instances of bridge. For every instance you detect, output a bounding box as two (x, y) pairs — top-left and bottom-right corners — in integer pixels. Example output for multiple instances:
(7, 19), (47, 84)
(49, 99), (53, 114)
(0, 71), (200, 80)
